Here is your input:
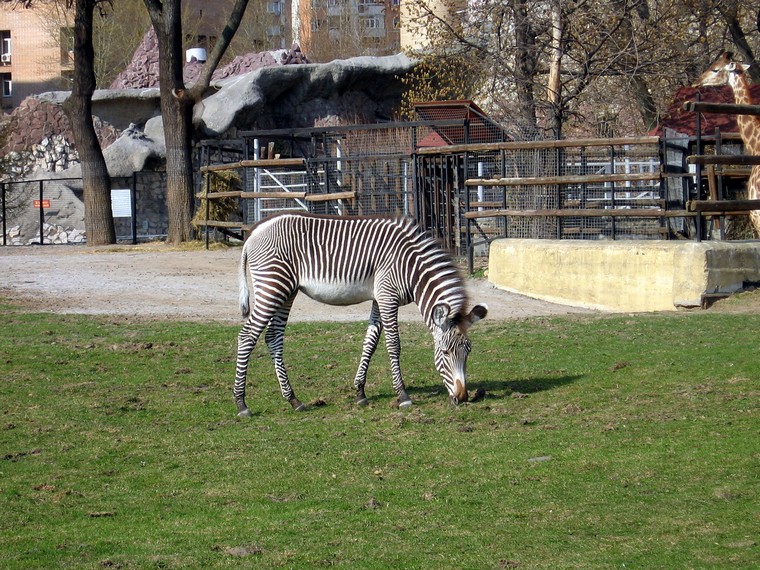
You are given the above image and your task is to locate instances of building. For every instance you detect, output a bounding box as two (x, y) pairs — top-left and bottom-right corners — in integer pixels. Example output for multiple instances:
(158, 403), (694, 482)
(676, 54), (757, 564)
(297, 0), (401, 61)
(0, 2), (73, 110)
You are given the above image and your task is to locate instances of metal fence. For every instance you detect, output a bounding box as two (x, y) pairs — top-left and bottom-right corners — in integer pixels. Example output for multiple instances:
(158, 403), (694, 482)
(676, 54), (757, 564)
(1, 172), (167, 245)
(6, 121), (727, 264)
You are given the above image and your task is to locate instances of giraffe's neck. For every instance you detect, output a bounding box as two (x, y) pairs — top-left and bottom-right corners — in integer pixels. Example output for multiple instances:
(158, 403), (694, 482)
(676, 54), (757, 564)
(728, 72), (760, 155)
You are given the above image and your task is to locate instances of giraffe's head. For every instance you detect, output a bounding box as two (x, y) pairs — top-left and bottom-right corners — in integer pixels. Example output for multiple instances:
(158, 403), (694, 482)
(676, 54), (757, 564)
(431, 303), (488, 405)
(693, 51), (750, 87)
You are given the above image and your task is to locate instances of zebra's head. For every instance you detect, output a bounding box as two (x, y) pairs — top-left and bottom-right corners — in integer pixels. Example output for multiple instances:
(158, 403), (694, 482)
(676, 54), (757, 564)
(432, 303), (488, 405)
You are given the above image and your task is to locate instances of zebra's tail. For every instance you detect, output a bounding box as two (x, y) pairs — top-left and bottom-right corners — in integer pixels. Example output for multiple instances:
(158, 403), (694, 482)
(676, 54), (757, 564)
(239, 240), (251, 318)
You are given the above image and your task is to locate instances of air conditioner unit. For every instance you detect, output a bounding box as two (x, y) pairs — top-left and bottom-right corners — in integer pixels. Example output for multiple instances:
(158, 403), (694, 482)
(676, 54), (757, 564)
(1, 53), (11, 64)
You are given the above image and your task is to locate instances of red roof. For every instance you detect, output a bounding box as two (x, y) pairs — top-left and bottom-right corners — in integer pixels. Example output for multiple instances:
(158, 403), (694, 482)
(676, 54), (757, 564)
(654, 85), (760, 137)
(414, 100), (510, 147)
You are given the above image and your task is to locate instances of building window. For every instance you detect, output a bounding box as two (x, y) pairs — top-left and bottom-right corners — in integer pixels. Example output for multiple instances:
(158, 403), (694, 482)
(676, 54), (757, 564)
(266, 1), (282, 16)
(392, 16), (400, 29)
(362, 16), (384, 29)
(267, 25), (282, 37)
(1, 31), (11, 65)
(1, 72), (12, 97)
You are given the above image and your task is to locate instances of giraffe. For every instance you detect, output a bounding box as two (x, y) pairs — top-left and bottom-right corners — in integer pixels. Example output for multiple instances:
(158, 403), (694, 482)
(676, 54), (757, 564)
(693, 51), (760, 237)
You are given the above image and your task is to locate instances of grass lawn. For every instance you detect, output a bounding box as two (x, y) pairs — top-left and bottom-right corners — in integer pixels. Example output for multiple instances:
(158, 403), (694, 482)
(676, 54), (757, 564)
(0, 305), (757, 568)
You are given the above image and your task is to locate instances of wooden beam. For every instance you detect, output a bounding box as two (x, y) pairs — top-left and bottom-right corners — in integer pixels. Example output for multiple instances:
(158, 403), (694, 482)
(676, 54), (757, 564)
(466, 172), (661, 187)
(199, 158), (306, 173)
(239, 158), (306, 168)
(194, 220), (250, 229)
(687, 199), (760, 212)
(195, 191), (241, 199)
(417, 136), (660, 155)
(304, 191), (356, 202)
(464, 208), (691, 220)
(686, 155), (760, 166)
(682, 100), (760, 117)
(239, 191), (307, 199)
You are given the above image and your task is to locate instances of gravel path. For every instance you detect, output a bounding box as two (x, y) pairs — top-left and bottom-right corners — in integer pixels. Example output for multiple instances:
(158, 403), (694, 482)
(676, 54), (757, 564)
(0, 244), (594, 322)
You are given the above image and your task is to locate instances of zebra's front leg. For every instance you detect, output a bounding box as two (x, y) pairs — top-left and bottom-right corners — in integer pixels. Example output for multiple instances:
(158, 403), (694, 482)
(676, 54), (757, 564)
(265, 298), (304, 412)
(354, 302), (383, 406)
(380, 308), (412, 408)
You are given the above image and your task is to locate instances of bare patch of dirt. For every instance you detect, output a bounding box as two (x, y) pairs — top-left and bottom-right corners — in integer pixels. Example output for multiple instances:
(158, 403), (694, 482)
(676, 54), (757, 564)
(0, 243), (594, 323)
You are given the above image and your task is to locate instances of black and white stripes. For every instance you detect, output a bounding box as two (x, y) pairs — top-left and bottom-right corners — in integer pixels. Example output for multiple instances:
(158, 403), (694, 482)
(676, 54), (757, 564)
(233, 212), (487, 416)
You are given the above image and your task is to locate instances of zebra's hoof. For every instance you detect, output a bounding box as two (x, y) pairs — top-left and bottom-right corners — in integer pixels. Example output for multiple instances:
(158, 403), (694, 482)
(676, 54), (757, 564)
(237, 408), (252, 418)
(398, 398), (413, 409)
(356, 397), (369, 406)
(290, 398), (306, 412)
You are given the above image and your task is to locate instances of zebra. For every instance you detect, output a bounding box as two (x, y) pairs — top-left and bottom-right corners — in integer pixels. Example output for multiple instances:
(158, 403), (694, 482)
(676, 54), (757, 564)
(234, 212), (488, 417)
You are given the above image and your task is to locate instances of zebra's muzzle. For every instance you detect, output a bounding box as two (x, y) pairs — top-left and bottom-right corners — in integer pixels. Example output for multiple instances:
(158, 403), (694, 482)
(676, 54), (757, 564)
(451, 379), (468, 405)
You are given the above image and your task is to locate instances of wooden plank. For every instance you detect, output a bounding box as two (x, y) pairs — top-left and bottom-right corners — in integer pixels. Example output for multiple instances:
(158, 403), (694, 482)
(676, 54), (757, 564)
(686, 154), (760, 166)
(194, 220), (249, 228)
(687, 199), (760, 212)
(199, 158), (306, 173)
(682, 100), (760, 117)
(417, 136), (660, 155)
(199, 161), (243, 173)
(466, 172), (661, 187)
(195, 191), (241, 199)
(239, 158), (306, 168)
(239, 191), (307, 199)
(304, 191), (356, 202)
(464, 208), (692, 220)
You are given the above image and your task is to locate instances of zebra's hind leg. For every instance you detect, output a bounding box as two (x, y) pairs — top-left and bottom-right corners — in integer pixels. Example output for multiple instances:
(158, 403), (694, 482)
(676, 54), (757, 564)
(354, 301), (383, 406)
(235, 316), (270, 418)
(265, 297), (304, 412)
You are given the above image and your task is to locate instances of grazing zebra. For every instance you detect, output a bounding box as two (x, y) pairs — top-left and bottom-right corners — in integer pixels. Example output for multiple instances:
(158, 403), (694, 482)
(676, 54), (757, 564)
(234, 212), (487, 417)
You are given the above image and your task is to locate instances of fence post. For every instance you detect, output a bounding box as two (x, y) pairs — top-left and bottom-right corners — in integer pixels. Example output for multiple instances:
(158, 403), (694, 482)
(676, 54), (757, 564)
(1, 182), (6, 246)
(38, 179), (44, 245)
(130, 172), (138, 244)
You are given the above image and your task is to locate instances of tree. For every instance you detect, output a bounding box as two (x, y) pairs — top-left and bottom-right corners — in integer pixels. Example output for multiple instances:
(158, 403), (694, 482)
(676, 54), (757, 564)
(4, 0), (116, 244)
(403, 0), (760, 139)
(142, 0), (250, 243)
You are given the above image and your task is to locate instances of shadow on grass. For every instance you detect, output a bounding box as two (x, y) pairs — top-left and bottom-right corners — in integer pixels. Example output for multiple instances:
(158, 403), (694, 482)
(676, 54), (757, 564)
(474, 374), (583, 397)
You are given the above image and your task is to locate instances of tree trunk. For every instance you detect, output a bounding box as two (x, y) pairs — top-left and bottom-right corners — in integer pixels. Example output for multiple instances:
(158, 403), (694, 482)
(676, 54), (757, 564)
(144, 0), (250, 243)
(62, 0), (115, 246)
(511, 0), (540, 136)
(545, 0), (564, 139)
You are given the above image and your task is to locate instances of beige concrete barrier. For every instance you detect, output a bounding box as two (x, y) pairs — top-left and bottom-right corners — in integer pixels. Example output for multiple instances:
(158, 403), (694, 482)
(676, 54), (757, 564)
(488, 239), (760, 312)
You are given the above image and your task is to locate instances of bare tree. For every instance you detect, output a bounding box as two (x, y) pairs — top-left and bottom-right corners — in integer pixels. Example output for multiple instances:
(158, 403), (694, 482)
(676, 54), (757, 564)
(142, 0), (249, 243)
(61, 0), (115, 245)
(404, 0), (760, 138)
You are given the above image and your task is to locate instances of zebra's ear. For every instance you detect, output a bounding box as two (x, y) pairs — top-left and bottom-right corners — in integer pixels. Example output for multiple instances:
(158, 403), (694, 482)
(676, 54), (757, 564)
(461, 304), (488, 330)
(432, 304), (450, 328)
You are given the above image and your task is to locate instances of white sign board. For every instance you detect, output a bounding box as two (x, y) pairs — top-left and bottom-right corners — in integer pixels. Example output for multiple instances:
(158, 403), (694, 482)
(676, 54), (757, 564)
(111, 189), (132, 218)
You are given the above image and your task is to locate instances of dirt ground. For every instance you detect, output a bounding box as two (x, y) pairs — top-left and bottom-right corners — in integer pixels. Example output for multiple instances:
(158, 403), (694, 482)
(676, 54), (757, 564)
(0, 243), (598, 323)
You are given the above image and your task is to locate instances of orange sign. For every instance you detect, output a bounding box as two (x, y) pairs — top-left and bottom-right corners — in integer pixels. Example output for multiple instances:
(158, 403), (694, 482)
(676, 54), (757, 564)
(33, 199), (51, 208)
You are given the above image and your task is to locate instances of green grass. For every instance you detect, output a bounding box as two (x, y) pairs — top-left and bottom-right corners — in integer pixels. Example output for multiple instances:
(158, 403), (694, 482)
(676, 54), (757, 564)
(0, 306), (757, 568)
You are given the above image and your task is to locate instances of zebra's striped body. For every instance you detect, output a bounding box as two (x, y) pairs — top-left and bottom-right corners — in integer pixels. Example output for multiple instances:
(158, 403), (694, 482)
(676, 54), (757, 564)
(234, 212), (487, 416)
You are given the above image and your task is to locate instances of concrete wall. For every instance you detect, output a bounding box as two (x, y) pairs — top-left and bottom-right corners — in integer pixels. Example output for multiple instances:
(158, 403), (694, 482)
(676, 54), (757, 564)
(488, 239), (760, 312)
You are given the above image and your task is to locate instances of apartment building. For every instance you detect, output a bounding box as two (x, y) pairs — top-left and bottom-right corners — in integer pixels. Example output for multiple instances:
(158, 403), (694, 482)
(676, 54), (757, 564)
(297, 0), (401, 61)
(0, 3), (73, 110)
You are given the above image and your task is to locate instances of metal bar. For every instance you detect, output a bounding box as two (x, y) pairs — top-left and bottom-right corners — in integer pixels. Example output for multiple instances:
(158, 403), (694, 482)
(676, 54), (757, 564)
(686, 154), (760, 165)
(464, 208), (692, 219)
(466, 172), (661, 187)
(130, 171), (138, 244)
(417, 136), (660, 155)
(38, 180), (44, 245)
(1, 183), (6, 246)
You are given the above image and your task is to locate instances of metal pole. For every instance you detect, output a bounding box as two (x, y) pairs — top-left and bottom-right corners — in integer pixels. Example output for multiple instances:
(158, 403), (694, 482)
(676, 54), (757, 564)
(1, 183), (6, 246)
(130, 172), (138, 244)
(38, 180), (44, 245)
